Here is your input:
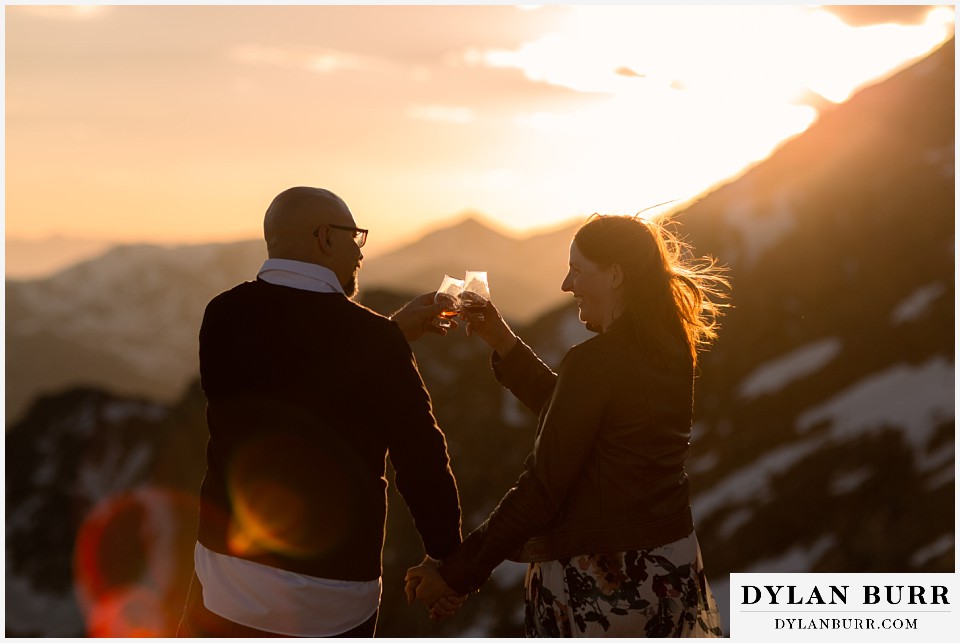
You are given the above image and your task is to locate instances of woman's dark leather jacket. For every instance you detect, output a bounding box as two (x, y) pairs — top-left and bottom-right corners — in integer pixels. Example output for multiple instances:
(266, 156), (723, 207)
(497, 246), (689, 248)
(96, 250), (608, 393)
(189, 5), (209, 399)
(440, 318), (696, 595)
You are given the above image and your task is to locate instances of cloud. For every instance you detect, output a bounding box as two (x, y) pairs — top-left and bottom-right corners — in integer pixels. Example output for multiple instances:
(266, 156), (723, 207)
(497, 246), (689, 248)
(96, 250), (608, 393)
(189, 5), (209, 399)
(407, 104), (474, 124)
(462, 33), (651, 95)
(229, 45), (372, 74)
(820, 5), (941, 27)
(458, 5), (954, 106)
(614, 67), (646, 79)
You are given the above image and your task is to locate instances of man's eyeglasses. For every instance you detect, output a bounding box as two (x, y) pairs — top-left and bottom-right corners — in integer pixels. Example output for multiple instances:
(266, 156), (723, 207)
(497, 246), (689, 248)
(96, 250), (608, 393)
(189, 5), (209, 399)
(314, 224), (368, 248)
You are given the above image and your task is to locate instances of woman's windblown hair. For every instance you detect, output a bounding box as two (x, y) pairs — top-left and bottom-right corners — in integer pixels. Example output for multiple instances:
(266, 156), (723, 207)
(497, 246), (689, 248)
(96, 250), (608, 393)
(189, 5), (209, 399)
(573, 213), (730, 368)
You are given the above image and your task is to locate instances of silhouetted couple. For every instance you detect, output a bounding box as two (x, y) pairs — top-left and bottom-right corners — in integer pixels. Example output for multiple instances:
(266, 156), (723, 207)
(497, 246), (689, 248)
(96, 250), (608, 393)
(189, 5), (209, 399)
(178, 186), (727, 637)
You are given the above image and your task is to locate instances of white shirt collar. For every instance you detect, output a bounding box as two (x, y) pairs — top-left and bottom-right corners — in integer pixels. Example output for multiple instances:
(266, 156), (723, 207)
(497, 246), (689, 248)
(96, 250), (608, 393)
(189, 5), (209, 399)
(257, 258), (345, 295)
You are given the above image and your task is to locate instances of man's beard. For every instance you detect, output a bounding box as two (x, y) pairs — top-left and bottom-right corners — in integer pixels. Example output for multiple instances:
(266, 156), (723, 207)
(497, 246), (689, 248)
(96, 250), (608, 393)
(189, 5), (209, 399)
(345, 271), (359, 299)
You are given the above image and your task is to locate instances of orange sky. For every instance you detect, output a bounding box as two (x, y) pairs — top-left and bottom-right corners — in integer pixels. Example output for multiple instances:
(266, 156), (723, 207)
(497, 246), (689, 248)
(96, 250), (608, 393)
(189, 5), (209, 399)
(4, 3), (955, 266)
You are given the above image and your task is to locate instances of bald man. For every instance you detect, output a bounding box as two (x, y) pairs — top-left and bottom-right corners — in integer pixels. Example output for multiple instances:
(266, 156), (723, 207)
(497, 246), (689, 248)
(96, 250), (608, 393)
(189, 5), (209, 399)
(178, 187), (462, 637)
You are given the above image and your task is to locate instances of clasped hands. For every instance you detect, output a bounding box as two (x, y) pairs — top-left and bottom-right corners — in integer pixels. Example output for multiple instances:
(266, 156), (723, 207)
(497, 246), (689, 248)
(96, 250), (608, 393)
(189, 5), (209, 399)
(404, 557), (468, 621)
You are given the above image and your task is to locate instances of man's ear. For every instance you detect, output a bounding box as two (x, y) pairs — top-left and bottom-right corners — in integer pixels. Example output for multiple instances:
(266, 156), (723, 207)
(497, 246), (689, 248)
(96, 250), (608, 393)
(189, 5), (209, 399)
(316, 224), (334, 254)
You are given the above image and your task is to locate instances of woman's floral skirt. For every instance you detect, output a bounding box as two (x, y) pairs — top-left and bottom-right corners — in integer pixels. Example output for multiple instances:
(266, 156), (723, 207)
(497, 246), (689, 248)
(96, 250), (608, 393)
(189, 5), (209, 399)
(524, 532), (723, 637)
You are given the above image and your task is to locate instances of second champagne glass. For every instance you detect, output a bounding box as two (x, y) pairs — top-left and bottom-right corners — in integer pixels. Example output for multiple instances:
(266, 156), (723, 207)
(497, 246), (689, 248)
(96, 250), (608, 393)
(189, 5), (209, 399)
(461, 270), (490, 322)
(433, 275), (464, 328)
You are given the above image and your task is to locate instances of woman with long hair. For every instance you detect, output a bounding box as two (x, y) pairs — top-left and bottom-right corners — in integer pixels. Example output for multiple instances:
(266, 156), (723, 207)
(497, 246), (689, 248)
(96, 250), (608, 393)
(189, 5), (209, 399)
(407, 213), (729, 637)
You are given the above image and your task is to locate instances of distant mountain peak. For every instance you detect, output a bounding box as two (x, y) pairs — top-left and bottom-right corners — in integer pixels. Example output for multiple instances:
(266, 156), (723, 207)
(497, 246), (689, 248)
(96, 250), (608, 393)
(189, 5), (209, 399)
(410, 213), (513, 249)
(445, 211), (511, 234)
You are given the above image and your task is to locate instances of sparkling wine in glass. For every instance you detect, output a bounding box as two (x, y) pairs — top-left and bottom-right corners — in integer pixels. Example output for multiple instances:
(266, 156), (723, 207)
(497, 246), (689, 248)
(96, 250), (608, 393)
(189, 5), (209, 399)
(433, 275), (464, 328)
(461, 270), (490, 322)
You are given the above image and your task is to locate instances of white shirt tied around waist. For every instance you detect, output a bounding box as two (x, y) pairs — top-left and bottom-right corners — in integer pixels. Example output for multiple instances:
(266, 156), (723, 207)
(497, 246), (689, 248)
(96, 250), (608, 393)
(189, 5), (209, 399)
(195, 543), (381, 636)
(193, 258), (378, 636)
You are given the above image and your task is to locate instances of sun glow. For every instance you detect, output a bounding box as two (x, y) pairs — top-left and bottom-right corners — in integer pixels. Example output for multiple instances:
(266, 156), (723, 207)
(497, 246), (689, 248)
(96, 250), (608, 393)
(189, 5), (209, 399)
(478, 5), (954, 106)
(802, 7), (956, 102)
(497, 89), (817, 224)
(4, 4), (955, 264)
(446, 4), (954, 229)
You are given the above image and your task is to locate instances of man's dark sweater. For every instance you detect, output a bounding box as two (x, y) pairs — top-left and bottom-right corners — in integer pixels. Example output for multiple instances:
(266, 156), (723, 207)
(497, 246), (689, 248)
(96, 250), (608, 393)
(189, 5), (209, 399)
(196, 279), (461, 581)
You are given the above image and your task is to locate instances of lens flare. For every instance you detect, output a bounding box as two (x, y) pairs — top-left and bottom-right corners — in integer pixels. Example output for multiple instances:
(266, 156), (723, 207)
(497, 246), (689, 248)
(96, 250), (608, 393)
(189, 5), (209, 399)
(85, 586), (166, 638)
(225, 430), (357, 559)
(230, 476), (310, 557)
(73, 486), (200, 637)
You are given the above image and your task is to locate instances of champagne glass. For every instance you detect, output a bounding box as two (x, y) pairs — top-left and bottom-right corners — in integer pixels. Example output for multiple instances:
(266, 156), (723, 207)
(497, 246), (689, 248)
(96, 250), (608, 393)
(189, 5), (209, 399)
(461, 271), (490, 322)
(433, 275), (464, 328)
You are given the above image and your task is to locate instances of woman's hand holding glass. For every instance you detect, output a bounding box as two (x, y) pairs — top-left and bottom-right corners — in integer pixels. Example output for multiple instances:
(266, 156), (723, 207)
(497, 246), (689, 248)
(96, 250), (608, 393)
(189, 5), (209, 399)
(461, 298), (518, 358)
(460, 271), (490, 322)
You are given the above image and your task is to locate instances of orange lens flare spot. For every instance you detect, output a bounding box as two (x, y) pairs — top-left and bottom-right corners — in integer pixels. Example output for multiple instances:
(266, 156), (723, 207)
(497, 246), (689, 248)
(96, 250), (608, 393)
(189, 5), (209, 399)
(230, 477), (311, 557)
(225, 430), (360, 559)
(86, 586), (166, 638)
(72, 486), (201, 637)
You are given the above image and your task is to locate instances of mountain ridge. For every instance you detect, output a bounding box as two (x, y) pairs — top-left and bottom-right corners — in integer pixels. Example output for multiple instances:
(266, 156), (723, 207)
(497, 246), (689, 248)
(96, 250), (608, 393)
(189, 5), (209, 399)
(4, 213), (581, 285)
(4, 215), (581, 425)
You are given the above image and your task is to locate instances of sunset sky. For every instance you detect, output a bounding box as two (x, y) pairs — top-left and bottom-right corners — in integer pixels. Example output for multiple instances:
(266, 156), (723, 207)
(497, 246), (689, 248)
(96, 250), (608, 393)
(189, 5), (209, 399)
(4, 3), (956, 268)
